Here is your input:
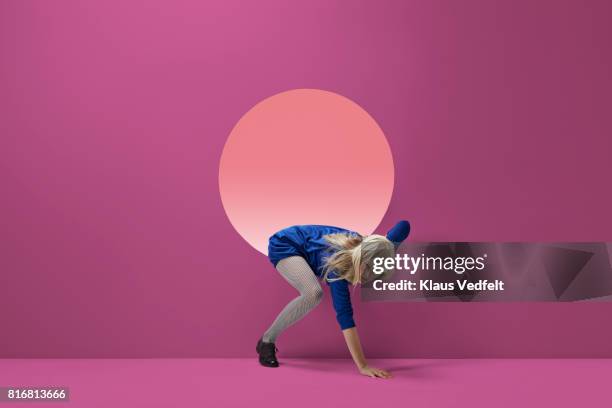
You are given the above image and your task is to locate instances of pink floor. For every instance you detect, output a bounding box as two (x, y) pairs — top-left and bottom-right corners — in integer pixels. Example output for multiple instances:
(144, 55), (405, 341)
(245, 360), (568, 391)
(1, 358), (611, 407)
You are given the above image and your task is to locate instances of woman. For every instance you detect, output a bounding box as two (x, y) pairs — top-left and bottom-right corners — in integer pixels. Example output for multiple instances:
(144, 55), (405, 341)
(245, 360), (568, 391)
(257, 220), (410, 378)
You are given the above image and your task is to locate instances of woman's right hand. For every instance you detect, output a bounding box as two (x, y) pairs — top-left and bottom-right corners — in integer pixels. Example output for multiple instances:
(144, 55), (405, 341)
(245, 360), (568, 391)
(359, 365), (392, 379)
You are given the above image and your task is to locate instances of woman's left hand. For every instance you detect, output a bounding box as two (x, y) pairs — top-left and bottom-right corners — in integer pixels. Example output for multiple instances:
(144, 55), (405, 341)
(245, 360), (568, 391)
(359, 365), (392, 379)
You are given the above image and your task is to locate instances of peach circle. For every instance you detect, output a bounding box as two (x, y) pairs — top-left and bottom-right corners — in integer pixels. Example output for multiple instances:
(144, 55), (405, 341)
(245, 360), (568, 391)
(219, 89), (395, 254)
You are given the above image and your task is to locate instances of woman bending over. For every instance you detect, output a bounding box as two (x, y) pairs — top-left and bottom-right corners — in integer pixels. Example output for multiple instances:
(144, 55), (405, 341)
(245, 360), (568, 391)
(257, 220), (410, 378)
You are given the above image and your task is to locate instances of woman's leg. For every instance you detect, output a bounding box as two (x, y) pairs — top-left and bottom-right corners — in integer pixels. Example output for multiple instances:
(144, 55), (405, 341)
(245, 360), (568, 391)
(262, 256), (324, 343)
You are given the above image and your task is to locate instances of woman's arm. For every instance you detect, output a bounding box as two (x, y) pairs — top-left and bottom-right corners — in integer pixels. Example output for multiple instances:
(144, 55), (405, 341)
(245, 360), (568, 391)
(386, 220), (410, 249)
(342, 327), (391, 379)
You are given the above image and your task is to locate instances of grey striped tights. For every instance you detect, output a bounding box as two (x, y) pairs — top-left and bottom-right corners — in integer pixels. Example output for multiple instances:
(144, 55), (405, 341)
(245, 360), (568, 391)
(262, 256), (323, 343)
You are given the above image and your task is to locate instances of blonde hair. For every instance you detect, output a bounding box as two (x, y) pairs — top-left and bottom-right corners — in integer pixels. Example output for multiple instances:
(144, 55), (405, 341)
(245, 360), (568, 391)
(322, 233), (395, 285)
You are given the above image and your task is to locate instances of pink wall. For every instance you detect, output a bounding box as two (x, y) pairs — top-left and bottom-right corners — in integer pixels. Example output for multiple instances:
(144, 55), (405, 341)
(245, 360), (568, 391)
(1, 0), (611, 358)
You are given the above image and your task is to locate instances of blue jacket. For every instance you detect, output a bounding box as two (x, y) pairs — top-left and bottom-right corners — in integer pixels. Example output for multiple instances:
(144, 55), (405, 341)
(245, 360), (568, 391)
(268, 221), (410, 330)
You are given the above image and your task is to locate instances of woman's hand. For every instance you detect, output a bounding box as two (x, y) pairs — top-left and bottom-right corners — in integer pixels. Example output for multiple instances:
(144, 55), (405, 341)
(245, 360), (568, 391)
(359, 365), (392, 379)
(342, 328), (392, 379)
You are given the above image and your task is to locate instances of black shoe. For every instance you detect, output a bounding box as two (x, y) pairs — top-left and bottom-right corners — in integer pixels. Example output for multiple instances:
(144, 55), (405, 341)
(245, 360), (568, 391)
(256, 338), (279, 368)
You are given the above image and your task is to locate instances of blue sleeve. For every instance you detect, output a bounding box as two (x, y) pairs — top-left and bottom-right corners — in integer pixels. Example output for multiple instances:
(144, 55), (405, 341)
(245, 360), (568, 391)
(327, 278), (355, 330)
(386, 220), (410, 248)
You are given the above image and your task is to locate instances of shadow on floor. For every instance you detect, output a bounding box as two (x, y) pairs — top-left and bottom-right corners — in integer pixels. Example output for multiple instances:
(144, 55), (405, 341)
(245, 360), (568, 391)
(280, 358), (453, 379)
